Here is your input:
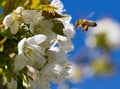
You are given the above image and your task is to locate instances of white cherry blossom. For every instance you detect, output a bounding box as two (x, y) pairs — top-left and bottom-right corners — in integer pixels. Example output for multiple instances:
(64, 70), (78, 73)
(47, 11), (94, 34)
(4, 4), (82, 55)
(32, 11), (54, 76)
(3, 7), (24, 34)
(58, 15), (75, 39)
(14, 34), (47, 70)
(86, 18), (120, 48)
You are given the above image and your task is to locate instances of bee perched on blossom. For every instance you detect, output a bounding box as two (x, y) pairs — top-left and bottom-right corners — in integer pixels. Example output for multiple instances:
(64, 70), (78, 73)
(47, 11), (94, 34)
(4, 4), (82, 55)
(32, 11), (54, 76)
(75, 19), (97, 32)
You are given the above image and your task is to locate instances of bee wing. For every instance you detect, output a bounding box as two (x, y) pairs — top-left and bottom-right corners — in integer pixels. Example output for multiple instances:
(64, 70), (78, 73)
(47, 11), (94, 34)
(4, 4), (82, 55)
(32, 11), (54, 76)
(85, 12), (95, 19)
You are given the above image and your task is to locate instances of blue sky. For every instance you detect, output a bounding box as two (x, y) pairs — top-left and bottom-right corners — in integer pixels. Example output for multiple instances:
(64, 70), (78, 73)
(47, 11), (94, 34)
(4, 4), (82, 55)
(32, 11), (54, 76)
(62, 0), (120, 21)
(61, 0), (120, 89)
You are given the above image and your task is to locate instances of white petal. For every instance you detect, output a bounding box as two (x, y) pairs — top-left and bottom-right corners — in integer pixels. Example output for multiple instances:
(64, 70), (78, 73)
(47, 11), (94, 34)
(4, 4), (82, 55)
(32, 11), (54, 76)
(51, 0), (65, 13)
(15, 6), (24, 14)
(26, 34), (47, 45)
(53, 64), (63, 74)
(14, 54), (26, 70)
(22, 45), (46, 68)
(47, 47), (68, 64)
(10, 21), (19, 34)
(23, 10), (38, 24)
(3, 14), (13, 29)
(58, 35), (74, 52)
(27, 52), (46, 69)
(63, 24), (75, 39)
(37, 76), (50, 89)
(60, 40), (74, 52)
(18, 38), (26, 54)
(50, 64), (68, 83)
(7, 78), (17, 89)
(29, 22), (34, 33)
(28, 79), (37, 89)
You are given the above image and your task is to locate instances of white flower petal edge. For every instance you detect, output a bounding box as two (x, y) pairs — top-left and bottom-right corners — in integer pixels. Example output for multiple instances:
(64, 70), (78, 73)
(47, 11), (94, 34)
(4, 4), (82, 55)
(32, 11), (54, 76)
(15, 6), (24, 14)
(26, 34), (47, 45)
(3, 14), (13, 30)
(51, 0), (65, 13)
(3, 14), (19, 34)
(18, 38), (26, 54)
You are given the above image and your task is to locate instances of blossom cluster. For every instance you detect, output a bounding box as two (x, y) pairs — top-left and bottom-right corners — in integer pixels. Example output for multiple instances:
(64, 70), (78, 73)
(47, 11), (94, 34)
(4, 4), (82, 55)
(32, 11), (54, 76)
(85, 18), (120, 49)
(0, 0), (75, 89)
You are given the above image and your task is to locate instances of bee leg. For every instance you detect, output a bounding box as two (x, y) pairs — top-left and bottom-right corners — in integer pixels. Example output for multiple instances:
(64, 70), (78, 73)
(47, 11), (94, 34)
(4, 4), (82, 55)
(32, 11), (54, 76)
(82, 25), (88, 32)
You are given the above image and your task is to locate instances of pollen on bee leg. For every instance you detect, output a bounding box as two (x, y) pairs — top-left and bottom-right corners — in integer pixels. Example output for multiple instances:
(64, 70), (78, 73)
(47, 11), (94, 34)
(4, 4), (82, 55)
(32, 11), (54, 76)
(82, 25), (88, 32)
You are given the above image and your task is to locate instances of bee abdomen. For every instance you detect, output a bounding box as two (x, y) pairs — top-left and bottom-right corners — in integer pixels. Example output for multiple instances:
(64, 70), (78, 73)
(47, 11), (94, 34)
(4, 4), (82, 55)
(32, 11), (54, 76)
(87, 21), (97, 27)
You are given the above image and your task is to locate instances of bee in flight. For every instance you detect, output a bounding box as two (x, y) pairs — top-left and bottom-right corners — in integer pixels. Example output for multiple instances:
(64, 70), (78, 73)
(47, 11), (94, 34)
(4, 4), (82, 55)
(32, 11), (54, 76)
(74, 19), (97, 32)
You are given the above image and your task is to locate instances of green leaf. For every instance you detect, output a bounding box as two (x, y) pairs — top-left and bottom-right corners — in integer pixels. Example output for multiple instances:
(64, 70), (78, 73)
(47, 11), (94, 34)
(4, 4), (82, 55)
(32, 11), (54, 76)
(0, 68), (4, 75)
(52, 20), (65, 36)
(0, 37), (7, 52)
(2, 0), (16, 15)
(2, 0), (27, 15)
(0, 0), (5, 7)
(39, 0), (50, 4)
(26, 0), (50, 9)
(30, 0), (41, 9)
(37, 4), (57, 10)
(1, 0), (51, 15)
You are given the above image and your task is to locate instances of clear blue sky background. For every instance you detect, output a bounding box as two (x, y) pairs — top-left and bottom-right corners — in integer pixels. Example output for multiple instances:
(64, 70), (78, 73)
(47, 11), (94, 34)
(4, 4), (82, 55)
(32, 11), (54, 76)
(61, 0), (120, 89)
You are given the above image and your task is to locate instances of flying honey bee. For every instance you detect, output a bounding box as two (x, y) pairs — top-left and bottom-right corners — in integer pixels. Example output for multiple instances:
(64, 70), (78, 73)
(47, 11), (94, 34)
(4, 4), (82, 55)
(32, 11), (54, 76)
(75, 19), (97, 32)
